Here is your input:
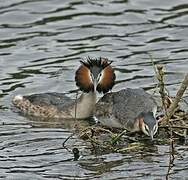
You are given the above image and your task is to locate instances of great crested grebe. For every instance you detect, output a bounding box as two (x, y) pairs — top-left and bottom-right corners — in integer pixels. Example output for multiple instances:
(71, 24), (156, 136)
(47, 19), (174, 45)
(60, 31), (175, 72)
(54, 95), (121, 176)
(12, 57), (116, 119)
(95, 88), (158, 140)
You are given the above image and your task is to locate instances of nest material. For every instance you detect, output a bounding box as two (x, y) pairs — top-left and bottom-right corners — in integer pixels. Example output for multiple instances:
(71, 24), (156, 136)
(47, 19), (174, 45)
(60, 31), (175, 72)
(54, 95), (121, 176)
(159, 110), (188, 139)
(63, 87), (188, 154)
(72, 96), (188, 153)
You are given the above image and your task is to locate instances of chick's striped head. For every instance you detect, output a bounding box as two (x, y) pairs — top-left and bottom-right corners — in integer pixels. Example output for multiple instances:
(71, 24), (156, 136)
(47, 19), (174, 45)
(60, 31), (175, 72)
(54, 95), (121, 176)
(75, 57), (116, 93)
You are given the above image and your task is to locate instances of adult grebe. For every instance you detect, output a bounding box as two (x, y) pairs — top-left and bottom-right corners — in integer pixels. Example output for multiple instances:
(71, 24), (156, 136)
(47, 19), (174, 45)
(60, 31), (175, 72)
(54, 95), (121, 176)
(95, 88), (158, 140)
(12, 57), (116, 119)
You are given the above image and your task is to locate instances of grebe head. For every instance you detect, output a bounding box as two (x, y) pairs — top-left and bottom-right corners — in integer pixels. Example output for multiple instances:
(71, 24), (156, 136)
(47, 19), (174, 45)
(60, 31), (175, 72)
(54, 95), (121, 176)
(75, 57), (116, 93)
(139, 112), (158, 140)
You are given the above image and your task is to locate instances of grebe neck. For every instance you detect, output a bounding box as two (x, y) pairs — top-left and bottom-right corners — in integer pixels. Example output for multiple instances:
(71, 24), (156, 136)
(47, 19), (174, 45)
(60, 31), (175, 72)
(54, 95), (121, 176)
(71, 91), (96, 119)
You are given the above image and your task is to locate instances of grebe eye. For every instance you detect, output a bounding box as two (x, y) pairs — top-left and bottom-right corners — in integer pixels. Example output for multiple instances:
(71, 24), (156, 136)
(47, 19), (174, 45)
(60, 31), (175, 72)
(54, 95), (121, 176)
(97, 73), (102, 81)
(90, 72), (94, 80)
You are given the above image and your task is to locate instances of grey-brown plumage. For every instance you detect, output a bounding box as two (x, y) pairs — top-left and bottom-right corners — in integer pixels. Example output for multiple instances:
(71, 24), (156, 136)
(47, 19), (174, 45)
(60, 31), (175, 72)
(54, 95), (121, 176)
(12, 93), (73, 118)
(26, 93), (74, 110)
(12, 57), (115, 119)
(95, 88), (158, 137)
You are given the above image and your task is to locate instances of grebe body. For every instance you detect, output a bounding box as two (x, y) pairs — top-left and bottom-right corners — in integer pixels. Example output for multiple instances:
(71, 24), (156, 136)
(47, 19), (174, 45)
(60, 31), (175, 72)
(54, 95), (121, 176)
(12, 92), (96, 119)
(95, 88), (158, 139)
(12, 58), (115, 119)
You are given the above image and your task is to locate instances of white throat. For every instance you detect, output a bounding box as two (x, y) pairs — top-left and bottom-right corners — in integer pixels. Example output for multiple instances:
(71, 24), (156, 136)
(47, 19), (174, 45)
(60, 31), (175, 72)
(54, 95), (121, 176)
(71, 91), (97, 119)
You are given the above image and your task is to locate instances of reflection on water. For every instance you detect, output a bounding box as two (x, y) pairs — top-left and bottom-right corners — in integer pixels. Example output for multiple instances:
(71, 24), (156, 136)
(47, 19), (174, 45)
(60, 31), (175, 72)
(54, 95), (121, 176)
(0, 0), (188, 179)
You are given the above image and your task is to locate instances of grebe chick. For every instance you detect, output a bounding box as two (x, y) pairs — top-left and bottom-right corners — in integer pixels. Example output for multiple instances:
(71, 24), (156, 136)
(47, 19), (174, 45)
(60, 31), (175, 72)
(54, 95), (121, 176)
(12, 57), (116, 119)
(95, 88), (158, 140)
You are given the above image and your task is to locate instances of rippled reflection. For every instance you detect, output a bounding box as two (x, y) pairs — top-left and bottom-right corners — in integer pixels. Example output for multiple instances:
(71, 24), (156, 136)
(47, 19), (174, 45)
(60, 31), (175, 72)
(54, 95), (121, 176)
(0, 0), (188, 179)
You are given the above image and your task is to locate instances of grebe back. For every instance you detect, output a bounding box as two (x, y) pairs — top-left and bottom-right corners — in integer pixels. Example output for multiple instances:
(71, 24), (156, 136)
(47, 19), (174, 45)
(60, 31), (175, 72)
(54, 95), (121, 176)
(95, 88), (158, 140)
(12, 57), (116, 119)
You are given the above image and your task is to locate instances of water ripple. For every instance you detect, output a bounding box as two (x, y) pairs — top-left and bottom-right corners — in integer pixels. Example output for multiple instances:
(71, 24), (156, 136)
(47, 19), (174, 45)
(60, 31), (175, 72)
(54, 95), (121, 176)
(0, 0), (188, 179)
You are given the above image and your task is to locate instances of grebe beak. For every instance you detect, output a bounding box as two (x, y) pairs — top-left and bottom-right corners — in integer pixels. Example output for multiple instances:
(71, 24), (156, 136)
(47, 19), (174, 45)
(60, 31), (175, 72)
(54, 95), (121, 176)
(93, 79), (97, 92)
(149, 130), (154, 141)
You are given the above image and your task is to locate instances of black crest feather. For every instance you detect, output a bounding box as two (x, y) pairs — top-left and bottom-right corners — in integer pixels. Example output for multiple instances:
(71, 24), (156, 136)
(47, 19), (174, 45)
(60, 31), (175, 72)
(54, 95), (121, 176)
(75, 57), (115, 93)
(80, 57), (112, 70)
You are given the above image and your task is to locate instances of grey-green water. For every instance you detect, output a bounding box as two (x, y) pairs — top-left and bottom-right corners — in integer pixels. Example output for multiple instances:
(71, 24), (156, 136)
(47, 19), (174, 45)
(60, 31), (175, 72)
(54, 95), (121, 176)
(0, 0), (188, 179)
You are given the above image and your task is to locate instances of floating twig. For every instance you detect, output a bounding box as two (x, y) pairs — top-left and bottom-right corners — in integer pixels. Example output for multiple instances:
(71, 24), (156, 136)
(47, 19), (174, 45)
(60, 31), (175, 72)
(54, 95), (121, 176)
(166, 136), (175, 180)
(164, 74), (188, 123)
(156, 65), (168, 112)
(160, 125), (188, 129)
(74, 91), (79, 120)
(110, 129), (127, 145)
(62, 132), (76, 152)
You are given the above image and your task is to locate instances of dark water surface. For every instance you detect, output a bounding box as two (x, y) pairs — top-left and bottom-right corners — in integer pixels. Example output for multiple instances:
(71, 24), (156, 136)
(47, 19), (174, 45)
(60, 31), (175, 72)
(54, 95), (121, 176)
(0, 0), (188, 179)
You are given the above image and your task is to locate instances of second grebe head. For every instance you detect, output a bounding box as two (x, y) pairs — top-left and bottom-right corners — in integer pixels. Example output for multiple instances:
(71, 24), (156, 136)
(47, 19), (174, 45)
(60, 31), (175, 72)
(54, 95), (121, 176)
(139, 111), (158, 140)
(75, 57), (116, 93)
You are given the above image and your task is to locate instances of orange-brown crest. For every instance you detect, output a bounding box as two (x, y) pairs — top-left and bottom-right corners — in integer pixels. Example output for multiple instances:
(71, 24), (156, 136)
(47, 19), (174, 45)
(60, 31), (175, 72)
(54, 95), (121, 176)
(97, 64), (116, 93)
(75, 57), (115, 93)
(75, 64), (94, 93)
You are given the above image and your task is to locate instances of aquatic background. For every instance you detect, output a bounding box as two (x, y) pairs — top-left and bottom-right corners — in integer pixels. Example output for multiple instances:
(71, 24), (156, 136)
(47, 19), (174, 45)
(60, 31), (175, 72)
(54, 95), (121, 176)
(0, 0), (188, 179)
